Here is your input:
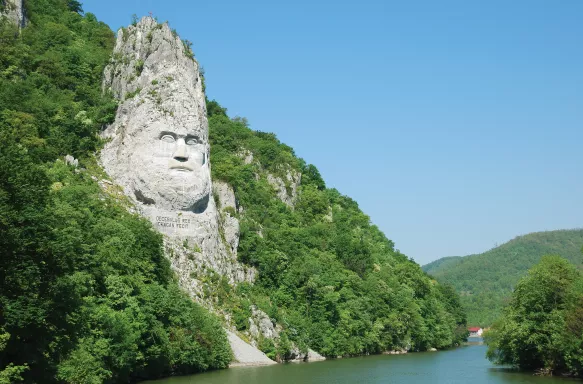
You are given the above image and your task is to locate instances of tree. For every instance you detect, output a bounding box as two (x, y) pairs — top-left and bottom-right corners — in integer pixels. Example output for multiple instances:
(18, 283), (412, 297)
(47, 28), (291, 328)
(486, 255), (582, 375)
(67, 0), (83, 13)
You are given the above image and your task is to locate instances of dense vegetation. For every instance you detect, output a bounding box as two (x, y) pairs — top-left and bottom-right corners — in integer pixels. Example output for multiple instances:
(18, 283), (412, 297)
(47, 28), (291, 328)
(0, 1), (230, 382)
(422, 229), (583, 326)
(205, 105), (468, 358)
(0, 1), (467, 382)
(486, 256), (583, 377)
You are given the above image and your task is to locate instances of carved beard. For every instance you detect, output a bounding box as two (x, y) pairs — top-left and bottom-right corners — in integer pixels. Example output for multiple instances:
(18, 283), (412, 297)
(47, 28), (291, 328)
(132, 165), (211, 213)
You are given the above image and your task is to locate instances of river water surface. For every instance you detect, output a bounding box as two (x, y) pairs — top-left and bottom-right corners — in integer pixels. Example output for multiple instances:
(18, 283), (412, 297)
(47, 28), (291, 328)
(151, 343), (578, 384)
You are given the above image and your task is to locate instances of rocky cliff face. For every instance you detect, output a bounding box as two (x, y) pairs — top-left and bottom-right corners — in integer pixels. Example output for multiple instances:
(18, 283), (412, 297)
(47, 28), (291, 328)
(100, 17), (273, 364)
(101, 17), (253, 285)
(213, 181), (240, 256)
(1, 0), (26, 29)
(267, 168), (301, 208)
(99, 17), (326, 365)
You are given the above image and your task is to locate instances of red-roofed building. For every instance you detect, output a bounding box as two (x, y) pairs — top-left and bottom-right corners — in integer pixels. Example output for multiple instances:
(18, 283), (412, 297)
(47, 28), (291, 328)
(468, 327), (483, 337)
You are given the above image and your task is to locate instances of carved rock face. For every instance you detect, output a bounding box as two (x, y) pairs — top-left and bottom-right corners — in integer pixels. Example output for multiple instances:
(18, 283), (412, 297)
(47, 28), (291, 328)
(100, 17), (255, 287)
(100, 19), (268, 362)
(129, 119), (211, 212)
(101, 17), (211, 212)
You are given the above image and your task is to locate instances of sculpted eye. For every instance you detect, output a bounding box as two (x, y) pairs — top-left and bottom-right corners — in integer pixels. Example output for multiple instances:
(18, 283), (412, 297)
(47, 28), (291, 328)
(185, 137), (199, 145)
(160, 134), (175, 143)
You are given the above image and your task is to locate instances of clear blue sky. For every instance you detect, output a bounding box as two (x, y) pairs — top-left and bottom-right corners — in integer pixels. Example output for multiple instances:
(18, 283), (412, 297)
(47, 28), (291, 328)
(84, 0), (583, 265)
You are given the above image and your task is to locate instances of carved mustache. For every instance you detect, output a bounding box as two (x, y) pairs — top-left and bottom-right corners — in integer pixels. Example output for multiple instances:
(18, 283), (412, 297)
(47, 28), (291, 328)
(169, 161), (195, 171)
(167, 148), (205, 171)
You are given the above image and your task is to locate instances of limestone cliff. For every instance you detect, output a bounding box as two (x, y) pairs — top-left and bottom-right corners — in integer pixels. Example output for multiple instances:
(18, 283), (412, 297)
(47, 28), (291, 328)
(267, 168), (301, 208)
(101, 17), (253, 284)
(100, 17), (272, 364)
(1, 0), (26, 29)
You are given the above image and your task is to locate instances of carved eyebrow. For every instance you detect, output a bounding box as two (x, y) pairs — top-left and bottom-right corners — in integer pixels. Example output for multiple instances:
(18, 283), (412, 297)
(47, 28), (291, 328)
(185, 135), (202, 143)
(159, 131), (176, 139)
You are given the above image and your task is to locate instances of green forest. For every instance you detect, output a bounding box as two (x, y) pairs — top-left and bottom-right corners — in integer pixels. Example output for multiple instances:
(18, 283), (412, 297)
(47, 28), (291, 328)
(486, 256), (583, 377)
(0, 1), (467, 382)
(423, 229), (583, 326)
(205, 106), (468, 360)
(0, 1), (232, 383)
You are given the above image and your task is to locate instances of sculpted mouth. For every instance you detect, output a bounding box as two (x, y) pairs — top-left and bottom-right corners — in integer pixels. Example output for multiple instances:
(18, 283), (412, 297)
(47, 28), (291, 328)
(170, 166), (193, 172)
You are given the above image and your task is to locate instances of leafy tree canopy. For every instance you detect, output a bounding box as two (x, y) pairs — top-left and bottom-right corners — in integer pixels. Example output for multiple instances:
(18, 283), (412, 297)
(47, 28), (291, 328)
(0, 1), (230, 382)
(486, 255), (583, 377)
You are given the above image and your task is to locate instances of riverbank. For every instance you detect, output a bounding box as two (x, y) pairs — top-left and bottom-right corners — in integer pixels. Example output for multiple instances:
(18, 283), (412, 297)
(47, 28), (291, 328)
(148, 344), (574, 384)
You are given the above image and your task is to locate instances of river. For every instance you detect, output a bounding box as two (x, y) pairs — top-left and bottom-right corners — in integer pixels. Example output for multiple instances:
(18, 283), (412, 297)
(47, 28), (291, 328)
(150, 343), (577, 384)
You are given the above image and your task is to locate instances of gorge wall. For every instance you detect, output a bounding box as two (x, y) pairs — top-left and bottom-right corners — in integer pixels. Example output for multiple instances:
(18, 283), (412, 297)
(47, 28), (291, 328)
(100, 17), (276, 365)
(0, 0), (26, 29)
(99, 16), (467, 364)
(101, 17), (253, 287)
(0, 3), (469, 379)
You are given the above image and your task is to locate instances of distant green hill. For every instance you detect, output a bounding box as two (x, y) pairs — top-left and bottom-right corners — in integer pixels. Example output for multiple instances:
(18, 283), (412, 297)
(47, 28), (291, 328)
(422, 229), (583, 326)
(423, 256), (462, 275)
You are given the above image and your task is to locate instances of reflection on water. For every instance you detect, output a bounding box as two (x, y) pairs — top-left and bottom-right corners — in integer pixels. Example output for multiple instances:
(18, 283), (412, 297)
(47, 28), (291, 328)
(466, 336), (484, 345)
(148, 344), (577, 384)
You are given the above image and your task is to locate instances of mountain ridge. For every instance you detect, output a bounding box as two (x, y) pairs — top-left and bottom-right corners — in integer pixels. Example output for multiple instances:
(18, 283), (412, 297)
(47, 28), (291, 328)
(423, 228), (583, 326)
(0, 2), (468, 382)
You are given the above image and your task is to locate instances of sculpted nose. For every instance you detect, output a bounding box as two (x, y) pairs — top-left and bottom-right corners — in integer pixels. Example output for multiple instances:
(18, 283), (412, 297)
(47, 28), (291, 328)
(173, 138), (188, 162)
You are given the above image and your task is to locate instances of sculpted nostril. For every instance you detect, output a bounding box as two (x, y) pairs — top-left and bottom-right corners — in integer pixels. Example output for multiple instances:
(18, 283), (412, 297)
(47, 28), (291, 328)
(173, 139), (189, 161)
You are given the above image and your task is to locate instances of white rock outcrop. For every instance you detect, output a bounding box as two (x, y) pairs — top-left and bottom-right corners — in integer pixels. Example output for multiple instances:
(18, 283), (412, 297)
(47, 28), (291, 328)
(100, 17), (253, 284)
(286, 347), (326, 363)
(101, 17), (211, 214)
(237, 149), (254, 165)
(100, 17), (268, 364)
(267, 169), (301, 208)
(64, 155), (79, 168)
(1, 0), (26, 29)
(248, 305), (279, 342)
(306, 349), (326, 361)
(245, 305), (325, 362)
(213, 181), (240, 256)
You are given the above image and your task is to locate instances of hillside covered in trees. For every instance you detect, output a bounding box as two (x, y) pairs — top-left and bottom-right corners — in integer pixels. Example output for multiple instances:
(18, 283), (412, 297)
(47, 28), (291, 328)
(0, 1), (232, 383)
(203, 104), (469, 359)
(423, 229), (583, 326)
(0, 1), (467, 382)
